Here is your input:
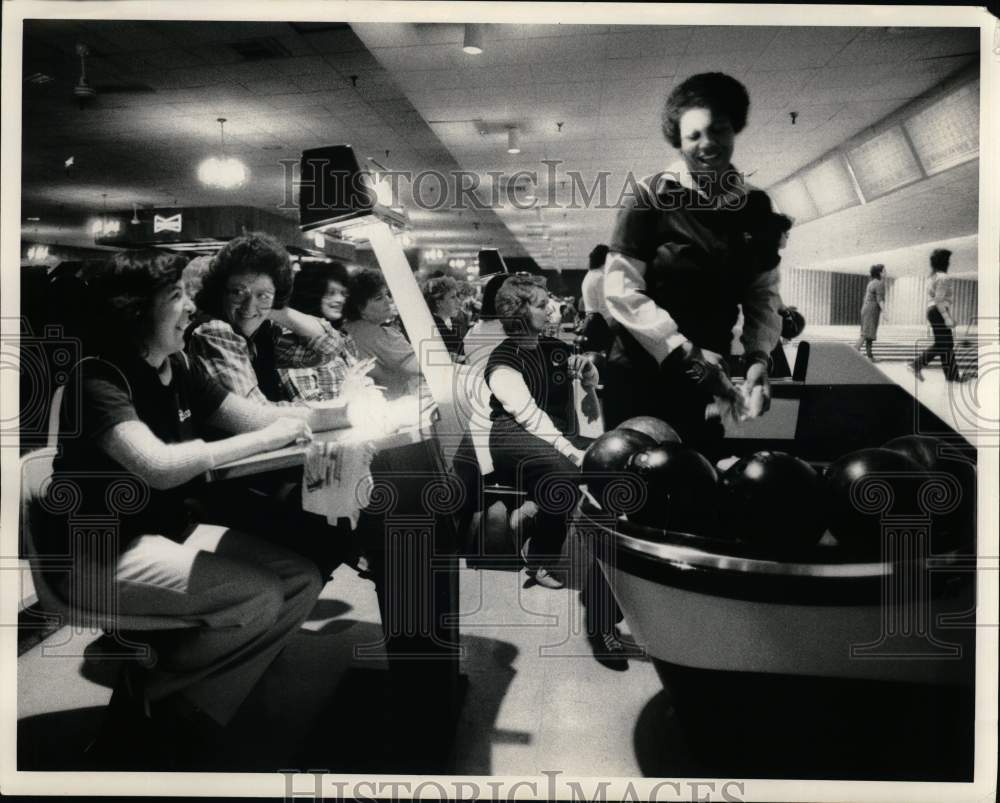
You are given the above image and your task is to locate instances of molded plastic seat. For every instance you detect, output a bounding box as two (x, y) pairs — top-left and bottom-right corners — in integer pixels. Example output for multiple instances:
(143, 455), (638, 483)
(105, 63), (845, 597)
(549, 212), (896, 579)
(20, 383), (195, 645)
(20, 447), (195, 643)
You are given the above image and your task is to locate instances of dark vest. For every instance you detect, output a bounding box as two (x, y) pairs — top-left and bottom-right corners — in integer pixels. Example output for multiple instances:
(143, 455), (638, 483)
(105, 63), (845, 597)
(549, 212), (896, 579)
(610, 174), (783, 374)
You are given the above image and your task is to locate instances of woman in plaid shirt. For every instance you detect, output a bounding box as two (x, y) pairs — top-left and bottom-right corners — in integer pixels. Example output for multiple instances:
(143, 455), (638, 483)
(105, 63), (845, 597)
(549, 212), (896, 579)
(186, 232), (362, 578)
(279, 260), (363, 402)
(188, 232), (347, 405)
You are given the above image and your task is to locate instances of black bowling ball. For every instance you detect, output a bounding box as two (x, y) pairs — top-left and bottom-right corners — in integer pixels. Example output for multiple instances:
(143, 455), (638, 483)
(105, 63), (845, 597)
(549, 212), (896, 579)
(582, 428), (656, 514)
(881, 435), (941, 469)
(718, 451), (826, 549)
(627, 443), (719, 536)
(780, 306), (806, 340)
(882, 435), (977, 551)
(824, 448), (925, 556)
(618, 416), (682, 445)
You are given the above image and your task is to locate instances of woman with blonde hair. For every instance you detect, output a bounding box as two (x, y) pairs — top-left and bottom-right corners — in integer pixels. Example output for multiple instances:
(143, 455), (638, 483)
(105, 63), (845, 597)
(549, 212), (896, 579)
(485, 275), (598, 589)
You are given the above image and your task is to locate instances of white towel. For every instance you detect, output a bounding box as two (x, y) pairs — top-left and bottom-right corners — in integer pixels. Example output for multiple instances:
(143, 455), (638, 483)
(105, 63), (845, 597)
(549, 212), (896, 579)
(302, 439), (376, 530)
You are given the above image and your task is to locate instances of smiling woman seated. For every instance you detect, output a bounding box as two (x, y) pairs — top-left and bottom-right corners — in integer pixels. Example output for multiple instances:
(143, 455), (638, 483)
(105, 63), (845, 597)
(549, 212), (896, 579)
(279, 260), (364, 402)
(43, 249), (324, 766)
(187, 232), (349, 406)
(484, 275), (599, 589)
(342, 267), (421, 401)
(185, 232), (361, 577)
(421, 275), (467, 363)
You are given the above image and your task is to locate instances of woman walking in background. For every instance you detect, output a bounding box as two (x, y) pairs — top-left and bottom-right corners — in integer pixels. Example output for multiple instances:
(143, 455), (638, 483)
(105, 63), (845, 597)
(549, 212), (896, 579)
(857, 264), (887, 361)
(910, 248), (962, 382)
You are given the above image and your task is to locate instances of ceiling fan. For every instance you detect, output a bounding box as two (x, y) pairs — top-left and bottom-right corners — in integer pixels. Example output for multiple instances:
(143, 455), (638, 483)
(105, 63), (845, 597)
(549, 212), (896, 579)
(24, 42), (156, 108)
(73, 43), (158, 107)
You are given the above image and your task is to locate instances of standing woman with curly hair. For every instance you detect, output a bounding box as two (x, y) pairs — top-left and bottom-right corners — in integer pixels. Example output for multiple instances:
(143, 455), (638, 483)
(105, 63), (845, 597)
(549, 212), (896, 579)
(603, 72), (784, 456)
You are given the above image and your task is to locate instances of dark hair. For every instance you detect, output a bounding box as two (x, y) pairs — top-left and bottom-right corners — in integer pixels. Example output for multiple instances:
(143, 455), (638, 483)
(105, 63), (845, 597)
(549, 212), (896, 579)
(480, 273), (512, 319)
(662, 72), (750, 148)
(869, 264), (885, 279)
(196, 232), (293, 319)
(930, 249), (951, 272)
(85, 249), (189, 357)
(422, 276), (458, 313)
(288, 261), (350, 319)
(588, 244), (609, 270)
(344, 267), (387, 321)
(495, 275), (547, 335)
(181, 255), (213, 300)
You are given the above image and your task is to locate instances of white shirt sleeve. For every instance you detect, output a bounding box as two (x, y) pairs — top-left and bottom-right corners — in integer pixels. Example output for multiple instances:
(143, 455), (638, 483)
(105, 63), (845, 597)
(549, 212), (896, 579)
(99, 421), (216, 490)
(604, 251), (688, 364)
(487, 366), (577, 460)
(580, 271), (599, 314)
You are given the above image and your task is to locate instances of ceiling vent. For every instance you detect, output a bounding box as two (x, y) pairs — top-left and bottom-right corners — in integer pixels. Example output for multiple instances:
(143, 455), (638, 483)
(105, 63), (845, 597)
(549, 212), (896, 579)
(229, 38), (293, 62)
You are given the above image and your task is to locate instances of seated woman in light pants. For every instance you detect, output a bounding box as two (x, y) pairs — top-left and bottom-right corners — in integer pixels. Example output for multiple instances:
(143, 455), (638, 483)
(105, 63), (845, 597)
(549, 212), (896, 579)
(43, 250), (324, 767)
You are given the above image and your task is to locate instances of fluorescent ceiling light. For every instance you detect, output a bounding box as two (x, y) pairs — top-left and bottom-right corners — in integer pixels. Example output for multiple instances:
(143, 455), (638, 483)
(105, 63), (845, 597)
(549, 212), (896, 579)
(463, 24), (483, 55)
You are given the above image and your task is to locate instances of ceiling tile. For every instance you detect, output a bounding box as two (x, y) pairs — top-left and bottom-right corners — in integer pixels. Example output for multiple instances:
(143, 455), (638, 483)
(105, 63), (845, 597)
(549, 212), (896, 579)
(605, 27), (692, 53)
(297, 27), (371, 53)
(78, 21), (178, 53)
(529, 59), (611, 84)
(673, 49), (758, 77)
(351, 23), (461, 49)
(601, 58), (676, 81)
(271, 56), (337, 76)
(686, 26), (780, 54)
(18, 19), (981, 265)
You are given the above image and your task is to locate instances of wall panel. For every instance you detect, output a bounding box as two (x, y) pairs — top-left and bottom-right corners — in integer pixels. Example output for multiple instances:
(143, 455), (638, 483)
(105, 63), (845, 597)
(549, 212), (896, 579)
(830, 272), (868, 325)
(888, 275), (979, 327)
(778, 267), (832, 326)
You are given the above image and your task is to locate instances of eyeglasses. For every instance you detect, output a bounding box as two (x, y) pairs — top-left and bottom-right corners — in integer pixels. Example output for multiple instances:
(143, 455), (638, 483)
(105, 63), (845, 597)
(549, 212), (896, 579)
(226, 286), (275, 305)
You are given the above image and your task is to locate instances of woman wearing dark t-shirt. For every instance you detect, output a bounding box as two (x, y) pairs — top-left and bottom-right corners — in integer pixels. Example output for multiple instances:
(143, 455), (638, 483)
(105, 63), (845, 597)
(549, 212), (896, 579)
(484, 275), (598, 589)
(44, 250), (323, 764)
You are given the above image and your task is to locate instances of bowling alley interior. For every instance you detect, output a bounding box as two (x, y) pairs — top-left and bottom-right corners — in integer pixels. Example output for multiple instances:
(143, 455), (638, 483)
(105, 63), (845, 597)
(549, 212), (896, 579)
(8, 12), (994, 788)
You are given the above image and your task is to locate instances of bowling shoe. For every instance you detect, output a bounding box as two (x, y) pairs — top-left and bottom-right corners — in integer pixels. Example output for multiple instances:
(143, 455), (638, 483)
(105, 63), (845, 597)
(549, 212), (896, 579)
(907, 360), (925, 381)
(532, 567), (566, 589)
(588, 630), (629, 671)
